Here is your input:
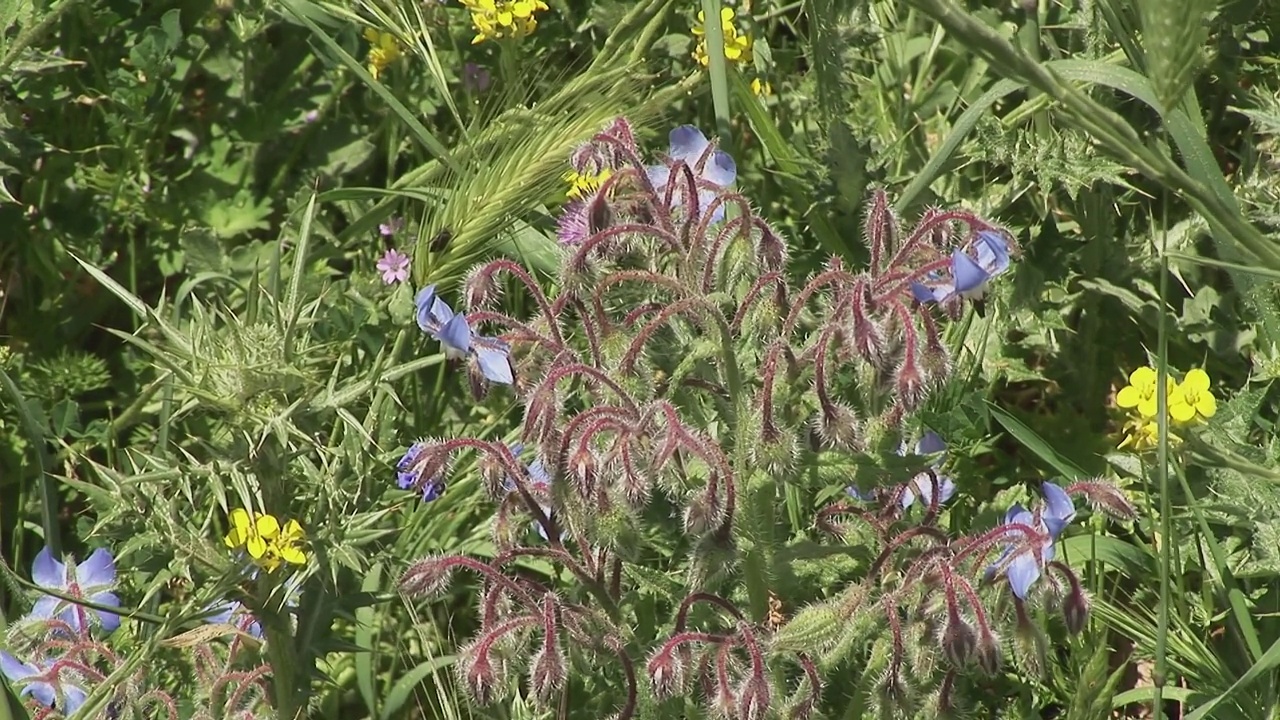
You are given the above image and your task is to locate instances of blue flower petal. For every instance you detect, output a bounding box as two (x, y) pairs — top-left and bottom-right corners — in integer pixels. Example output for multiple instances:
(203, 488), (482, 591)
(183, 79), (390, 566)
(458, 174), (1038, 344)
(89, 590), (121, 632)
(29, 595), (59, 622)
(23, 679), (56, 709)
(916, 431), (946, 456)
(1042, 481), (1076, 537)
(437, 313), (473, 355)
(474, 342), (513, 384)
(421, 480), (446, 502)
(668, 125), (711, 163)
(32, 547), (66, 589)
(975, 230), (1011, 276)
(78, 548), (117, 588)
(528, 457), (551, 487)
(0, 651), (37, 683)
(845, 485), (872, 502)
(646, 165), (671, 193)
(1006, 552), (1040, 599)
(61, 684), (88, 715)
(704, 150), (737, 187)
(950, 248), (990, 294)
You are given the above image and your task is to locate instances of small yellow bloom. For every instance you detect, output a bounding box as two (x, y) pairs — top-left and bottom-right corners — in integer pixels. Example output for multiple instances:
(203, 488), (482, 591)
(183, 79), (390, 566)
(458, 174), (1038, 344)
(751, 77), (772, 97)
(363, 28), (403, 80)
(1169, 368), (1216, 423)
(461, 0), (548, 44)
(1115, 366), (1174, 419)
(564, 168), (613, 200)
(1117, 415), (1182, 453)
(692, 7), (753, 67)
(224, 509), (308, 572)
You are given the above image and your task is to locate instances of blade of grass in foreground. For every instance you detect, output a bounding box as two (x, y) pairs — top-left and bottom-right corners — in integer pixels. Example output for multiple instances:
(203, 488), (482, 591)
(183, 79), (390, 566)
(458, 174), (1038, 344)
(0, 367), (60, 556)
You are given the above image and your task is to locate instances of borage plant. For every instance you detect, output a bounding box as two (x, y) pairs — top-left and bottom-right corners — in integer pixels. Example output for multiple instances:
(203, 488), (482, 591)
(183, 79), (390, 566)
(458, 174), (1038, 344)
(396, 118), (1135, 718)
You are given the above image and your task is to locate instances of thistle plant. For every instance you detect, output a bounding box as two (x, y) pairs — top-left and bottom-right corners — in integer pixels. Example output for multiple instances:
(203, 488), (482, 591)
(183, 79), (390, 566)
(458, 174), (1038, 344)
(397, 117), (1136, 718)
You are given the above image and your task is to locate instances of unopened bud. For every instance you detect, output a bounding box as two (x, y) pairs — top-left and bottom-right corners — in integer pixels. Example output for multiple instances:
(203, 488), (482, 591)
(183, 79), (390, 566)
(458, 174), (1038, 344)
(940, 619), (976, 669)
(737, 675), (772, 720)
(975, 628), (1002, 676)
(399, 555), (455, 598)
(458, 640), (502, 706)
(529, 647), (567, 707)
(464, 263), (502, 311)
(647, 648), (685, 699)
(1063, 585), (1090, 635)
(1069, 478), (1138, 521)
(815, 403), (862, 451)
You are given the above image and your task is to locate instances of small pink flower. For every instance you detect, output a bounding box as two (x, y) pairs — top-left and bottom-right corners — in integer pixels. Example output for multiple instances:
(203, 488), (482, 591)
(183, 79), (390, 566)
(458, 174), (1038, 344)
(377, 249), (411, 284)
(379, 217), (405, 237)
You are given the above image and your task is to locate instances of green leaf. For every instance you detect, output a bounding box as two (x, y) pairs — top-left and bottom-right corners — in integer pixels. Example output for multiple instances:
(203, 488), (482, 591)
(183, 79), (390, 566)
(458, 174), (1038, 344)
(986, 401), (1089, 480)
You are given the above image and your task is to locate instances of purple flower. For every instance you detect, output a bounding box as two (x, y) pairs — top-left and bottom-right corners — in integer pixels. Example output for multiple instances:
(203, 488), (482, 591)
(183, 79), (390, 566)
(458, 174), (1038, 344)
(462, 62), (491, 93)
(899, 432), (956, 510)
(556, 200), (590, 246)
(377, 248), (411, 284)
(0, 652), (86, 713)
(30, 546), (121, 634)
(911, 230), (1012, 303)
(989, 482), (1077, 599)
(645, 125), (737, 223)
(398, 440), (446, 501)
(414, 285), (514, 385)
(502, 444), (566, 543)
(379, 217), (405, 237)
(845, 431), (955, 509)
(303, 109), (320, 123)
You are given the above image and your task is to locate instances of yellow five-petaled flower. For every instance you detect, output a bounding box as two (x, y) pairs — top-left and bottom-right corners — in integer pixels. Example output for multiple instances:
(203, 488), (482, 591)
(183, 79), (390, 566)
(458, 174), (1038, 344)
(692, 8), (753, 67)
(224, 509), (308, 573)
(363, 28), (403, 80)
(1115, 365), (1216, 453)
(563, 168), (613, 200)
(461, 0), (549, 45)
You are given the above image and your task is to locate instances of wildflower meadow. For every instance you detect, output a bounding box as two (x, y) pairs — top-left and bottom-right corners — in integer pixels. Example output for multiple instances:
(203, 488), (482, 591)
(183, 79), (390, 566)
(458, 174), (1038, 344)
(4, 0), (1280, 719)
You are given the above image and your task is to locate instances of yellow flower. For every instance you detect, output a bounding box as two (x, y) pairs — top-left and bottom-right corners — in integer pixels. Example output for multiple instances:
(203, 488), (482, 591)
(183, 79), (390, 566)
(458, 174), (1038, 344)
(461, 0), (548, 44)
(692, 7), (753, 67)
(1117, 416), (1183, 453)
(363, 28), (403, 80)
(564, 168), (612, 200)
(751, 77), (772, 97)
(1115, 365), (1174, 419)
(1169, 368), (1216, 423)
(224, 509), (308, 572)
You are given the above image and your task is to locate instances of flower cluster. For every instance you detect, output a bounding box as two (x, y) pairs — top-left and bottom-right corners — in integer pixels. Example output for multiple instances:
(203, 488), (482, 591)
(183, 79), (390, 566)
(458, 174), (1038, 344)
(392, 117), (1114, 719)
(223, 509), (308, 573)
(415, 285), (515, 393)
(460, 0), (549, 45)
(1115, 365), (1217, 452)
(692, 7), (752, 67)
(691, 8), (772, 96)
(362, 28), (402, 80)
(1, 547), (122, 716)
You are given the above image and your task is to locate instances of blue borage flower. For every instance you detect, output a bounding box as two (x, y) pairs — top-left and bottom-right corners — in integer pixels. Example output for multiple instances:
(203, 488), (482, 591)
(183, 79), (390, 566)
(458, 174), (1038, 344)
(988, 482), (1077, 599)
(0, 653), (86, 715)
(847, 431), (956, 510)
(415, 285), (514, 386)
(30, 546), (122, 634)
(645, 125), (737, 223)
(911, 229), (1012, 304)
(502, 443), (567, 543)
(398, 440), (446, 502)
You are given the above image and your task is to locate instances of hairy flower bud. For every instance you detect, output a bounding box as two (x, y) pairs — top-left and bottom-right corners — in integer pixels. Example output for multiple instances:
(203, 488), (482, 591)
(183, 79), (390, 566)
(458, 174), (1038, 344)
(940, 618), (976, 669)
(458, 639), (504, 706)
(975, 628), (1002, 676)
(529, 646), (567, 707)
(399, 555), (456, 598)
(464, 263), (503, 311)
(1012, 606), (1047, 679)
(1068, 478), (1138, 521)
(815, 402), (862, 451)
(771, 604), (841, 655)
(1063, 585), (1090, 635)
(647, 647), (686, 699)
(737, 675), (772, 720)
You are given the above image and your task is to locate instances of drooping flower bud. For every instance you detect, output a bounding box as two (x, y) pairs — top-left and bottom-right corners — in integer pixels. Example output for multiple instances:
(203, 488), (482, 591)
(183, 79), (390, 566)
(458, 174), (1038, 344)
(1063, 584), (1090, 635)
(647, 646), (686, 699)
(399, 555), (456, 598)
(940, 617), (976, 669)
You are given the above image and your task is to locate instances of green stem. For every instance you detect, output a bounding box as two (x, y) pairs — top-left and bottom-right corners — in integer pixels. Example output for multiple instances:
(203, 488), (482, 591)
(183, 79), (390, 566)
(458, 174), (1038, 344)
(1152, 198), (1172, 715)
